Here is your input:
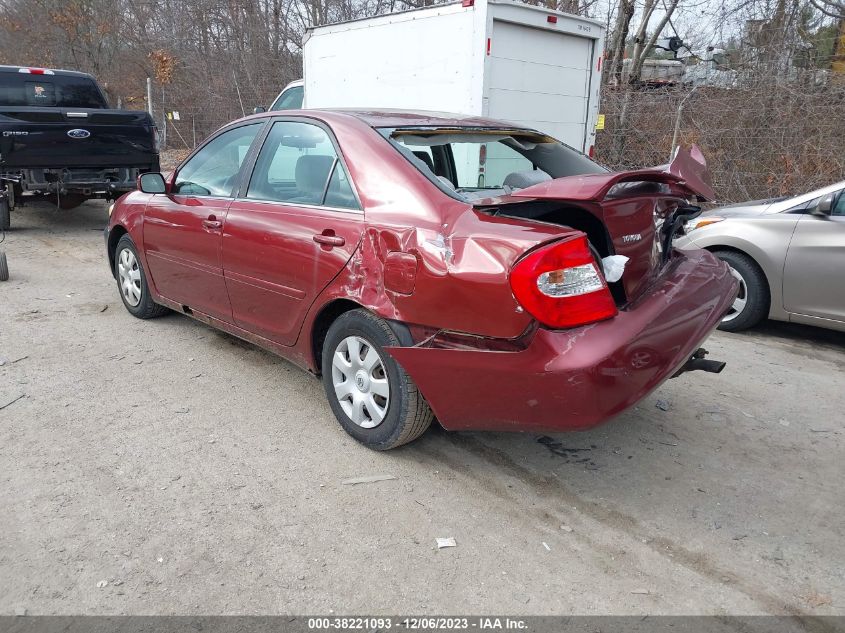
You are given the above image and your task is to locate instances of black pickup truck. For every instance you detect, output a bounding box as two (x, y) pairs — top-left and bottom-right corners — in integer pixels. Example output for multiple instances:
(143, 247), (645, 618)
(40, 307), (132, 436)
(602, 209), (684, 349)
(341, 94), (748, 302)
(0, 65), (160, 229)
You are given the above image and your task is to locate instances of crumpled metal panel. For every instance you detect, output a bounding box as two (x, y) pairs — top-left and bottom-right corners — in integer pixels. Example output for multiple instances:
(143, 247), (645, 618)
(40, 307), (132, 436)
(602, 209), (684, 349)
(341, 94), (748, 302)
(387, 248), (737, 432)
(507, 144), (715, 203)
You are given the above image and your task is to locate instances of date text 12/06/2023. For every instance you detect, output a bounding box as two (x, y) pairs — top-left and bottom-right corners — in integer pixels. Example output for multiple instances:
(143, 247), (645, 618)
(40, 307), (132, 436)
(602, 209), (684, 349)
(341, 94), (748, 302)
(306, 617), (529, 630)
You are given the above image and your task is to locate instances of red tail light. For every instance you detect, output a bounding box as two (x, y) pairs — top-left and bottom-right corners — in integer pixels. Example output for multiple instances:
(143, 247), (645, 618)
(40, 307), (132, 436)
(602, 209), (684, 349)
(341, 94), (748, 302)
(509, 235), (617, 329)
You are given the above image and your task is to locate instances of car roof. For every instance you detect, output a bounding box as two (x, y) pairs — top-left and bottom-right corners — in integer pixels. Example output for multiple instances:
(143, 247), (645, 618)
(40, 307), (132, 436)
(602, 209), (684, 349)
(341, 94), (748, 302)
(310, 108), (531, 130)
(0, 64), (95, 79)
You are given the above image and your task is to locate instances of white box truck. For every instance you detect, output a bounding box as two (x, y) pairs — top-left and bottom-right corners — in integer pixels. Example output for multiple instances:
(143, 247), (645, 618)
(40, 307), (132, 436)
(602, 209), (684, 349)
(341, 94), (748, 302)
(297, 0), (605, 156)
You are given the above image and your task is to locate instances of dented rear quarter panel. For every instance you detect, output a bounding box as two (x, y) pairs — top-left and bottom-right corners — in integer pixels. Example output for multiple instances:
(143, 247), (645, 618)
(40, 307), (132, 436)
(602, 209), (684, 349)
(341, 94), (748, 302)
(292, 113), (582, 368)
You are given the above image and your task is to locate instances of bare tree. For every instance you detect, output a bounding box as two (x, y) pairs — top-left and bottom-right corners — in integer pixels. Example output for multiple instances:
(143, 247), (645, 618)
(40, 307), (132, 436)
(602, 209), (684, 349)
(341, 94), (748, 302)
(628, 0), (681, 84)
(604, 0), (635, 85)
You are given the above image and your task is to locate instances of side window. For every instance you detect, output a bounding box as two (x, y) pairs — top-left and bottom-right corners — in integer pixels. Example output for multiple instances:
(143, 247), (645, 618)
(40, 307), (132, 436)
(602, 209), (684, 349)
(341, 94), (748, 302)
(832, 192), (845, 217)
(324, 162), (358, 209)
(246, 120), (359, 210)
(270, 86), (304, 111)
(174, 123), (262, 197)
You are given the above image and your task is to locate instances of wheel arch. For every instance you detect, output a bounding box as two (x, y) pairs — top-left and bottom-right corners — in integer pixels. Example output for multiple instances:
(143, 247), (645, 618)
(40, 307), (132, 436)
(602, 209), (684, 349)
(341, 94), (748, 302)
(309, 299), (413, 376)
(704, 244), (776, 318)
(107, 225), (129, 278)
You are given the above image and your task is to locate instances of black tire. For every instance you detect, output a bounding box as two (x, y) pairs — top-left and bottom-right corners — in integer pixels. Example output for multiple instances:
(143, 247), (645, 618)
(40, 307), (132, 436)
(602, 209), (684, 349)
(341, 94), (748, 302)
(321, 309), (433, 450)
(714, 250), (769, 332)
(0, 196), (9, 231)
(0, 251), (8, 282)
(114, 234), (169, 319)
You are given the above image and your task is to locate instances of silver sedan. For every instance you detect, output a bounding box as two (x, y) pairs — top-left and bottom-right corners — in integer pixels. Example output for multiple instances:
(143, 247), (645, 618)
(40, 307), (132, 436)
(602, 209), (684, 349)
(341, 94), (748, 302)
(675, 182), (845, 333)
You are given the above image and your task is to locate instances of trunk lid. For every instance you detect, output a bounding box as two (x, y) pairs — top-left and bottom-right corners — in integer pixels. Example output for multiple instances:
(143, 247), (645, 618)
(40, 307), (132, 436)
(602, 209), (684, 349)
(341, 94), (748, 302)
(477, 146), (713, 303)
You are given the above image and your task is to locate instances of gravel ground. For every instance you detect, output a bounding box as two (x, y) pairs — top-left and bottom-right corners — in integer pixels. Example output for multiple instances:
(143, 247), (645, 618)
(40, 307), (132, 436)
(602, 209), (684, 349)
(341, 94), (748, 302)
(0, 201), (843, 616)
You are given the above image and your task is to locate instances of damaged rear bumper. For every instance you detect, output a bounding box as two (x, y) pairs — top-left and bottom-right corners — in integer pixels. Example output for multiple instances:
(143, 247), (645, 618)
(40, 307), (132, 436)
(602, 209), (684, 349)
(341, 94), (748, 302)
(387, 248), (738, 432)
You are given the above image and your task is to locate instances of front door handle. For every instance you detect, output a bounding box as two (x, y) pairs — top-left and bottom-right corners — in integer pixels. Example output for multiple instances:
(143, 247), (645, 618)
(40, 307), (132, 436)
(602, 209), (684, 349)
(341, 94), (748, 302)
(313, 233), (345, 247)
(203, 218), (222, 230)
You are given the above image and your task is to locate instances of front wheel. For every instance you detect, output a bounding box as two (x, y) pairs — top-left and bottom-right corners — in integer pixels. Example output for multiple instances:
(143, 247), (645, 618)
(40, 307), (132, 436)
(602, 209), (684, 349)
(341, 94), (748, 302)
(321, 309), (433, 450)
(715, 250), (769, 332)
(114, 235), (169, 319)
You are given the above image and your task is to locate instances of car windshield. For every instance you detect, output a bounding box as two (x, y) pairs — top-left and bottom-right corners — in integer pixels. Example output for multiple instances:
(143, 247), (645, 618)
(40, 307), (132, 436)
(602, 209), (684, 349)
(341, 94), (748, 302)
(270, 85), (304, 111)
(380, 127), (606, 201)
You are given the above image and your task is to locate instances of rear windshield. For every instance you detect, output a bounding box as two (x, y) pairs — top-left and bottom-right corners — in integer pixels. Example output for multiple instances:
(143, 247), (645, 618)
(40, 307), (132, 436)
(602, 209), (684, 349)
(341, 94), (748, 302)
(0, 73), (108, 108)
(380, 127), (606, 202)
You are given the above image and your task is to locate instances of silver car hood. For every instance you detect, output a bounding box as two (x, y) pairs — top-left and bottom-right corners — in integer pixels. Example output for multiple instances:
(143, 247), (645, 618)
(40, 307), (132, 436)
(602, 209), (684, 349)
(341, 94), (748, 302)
(710, 198), (787, 217)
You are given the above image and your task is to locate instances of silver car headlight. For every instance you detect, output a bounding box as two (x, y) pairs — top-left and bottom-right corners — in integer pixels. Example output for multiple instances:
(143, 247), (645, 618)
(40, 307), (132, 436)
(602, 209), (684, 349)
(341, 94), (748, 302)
(685, 216), (725, 233)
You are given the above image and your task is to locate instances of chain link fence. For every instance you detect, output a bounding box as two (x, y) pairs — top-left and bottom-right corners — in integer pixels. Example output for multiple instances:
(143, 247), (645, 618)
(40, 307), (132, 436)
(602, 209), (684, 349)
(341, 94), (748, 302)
(594, 76), (845, 204)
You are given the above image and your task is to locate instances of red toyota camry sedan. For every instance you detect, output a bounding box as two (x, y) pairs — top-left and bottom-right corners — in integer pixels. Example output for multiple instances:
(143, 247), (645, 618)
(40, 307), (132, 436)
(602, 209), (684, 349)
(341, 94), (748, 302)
(105, 109), (737, 449)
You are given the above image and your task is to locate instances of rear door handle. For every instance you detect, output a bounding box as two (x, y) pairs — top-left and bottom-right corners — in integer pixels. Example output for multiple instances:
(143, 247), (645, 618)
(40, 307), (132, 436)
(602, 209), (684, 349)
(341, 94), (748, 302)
(313, 233), (345, 247)
(203, 219), (222, 230)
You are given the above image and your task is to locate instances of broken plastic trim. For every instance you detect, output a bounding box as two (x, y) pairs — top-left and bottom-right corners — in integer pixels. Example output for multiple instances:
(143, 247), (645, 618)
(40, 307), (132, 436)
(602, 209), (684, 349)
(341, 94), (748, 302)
(660, 203), (702, 264)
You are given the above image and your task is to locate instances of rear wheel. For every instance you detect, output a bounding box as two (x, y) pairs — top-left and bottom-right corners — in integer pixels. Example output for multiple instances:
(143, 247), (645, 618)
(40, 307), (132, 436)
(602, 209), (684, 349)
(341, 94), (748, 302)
(322, 309), (433, 450)
(714, 250), (769, 332)
(0, 195), (9, 231)
(114, 234), (169, 319)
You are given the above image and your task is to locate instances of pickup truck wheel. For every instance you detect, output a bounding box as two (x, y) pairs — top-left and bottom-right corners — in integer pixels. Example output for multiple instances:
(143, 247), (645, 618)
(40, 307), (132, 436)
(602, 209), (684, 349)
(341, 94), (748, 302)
(0, 196), (9, 231)
(322, 309), (433, 450)
(0, 251), (8, 281)
(714, 250), (769, 332)
(114, 235), (169, 319)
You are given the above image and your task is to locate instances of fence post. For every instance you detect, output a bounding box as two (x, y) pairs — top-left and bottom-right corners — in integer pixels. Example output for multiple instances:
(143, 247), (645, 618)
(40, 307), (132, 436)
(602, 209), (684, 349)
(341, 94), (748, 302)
(670, 86), (699, 161)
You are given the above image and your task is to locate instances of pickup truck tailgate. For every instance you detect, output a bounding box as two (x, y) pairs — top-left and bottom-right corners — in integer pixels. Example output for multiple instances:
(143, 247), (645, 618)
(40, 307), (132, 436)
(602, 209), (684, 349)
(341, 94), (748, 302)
(0, 108), (157, 168)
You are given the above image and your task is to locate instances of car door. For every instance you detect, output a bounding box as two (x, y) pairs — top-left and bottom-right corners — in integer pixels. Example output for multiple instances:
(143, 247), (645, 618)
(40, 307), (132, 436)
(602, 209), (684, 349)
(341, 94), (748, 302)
(143, 122), (264, 322)
(783, 192), (845, 322)
(222, 118), (364, 345)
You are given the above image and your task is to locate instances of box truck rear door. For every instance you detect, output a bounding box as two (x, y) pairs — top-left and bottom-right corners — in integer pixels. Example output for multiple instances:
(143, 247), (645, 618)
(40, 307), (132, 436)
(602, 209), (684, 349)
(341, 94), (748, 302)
(486, 21), (593, 150)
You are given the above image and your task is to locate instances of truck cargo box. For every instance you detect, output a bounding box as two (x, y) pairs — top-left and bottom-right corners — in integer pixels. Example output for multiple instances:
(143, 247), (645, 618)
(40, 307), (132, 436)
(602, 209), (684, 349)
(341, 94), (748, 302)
(303, 0), (604, 155)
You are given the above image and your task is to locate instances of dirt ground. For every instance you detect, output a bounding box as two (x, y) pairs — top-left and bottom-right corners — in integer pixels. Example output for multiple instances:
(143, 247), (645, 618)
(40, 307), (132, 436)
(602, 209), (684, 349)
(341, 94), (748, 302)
(0, 201), (843, 616)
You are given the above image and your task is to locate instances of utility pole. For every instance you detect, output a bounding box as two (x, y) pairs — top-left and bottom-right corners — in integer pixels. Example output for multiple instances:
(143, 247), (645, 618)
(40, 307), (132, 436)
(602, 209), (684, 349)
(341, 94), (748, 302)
(161, 85), (167, 149)
(146, 77), (153, 116)
(833, 17), (845, 74)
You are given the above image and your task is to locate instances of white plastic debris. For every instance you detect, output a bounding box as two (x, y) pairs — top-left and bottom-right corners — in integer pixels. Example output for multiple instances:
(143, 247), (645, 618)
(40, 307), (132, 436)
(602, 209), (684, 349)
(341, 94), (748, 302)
(436, 537), (457, 549)
(602, 255), (629, 283)
(96, 580), (108, 588)
(542, 542), (551, 551)
(341, 475), (397, 485)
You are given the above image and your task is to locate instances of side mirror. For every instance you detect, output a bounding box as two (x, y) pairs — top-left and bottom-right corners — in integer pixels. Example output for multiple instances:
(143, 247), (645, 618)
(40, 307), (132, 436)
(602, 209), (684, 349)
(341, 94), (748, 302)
(138, 172), (167, 194)
(811, 194), (834, 216)
(253, 106), (266, 114)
